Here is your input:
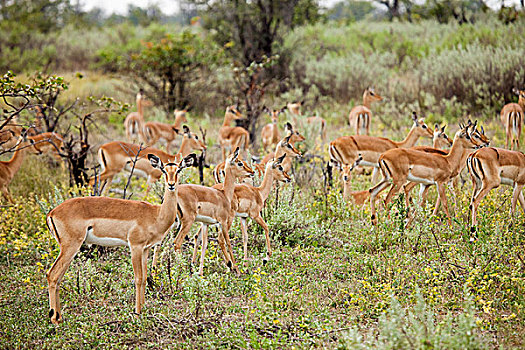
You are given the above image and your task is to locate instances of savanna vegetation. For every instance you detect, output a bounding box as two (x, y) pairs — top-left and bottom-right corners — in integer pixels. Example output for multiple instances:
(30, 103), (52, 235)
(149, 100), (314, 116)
(1, 0), (525, 348)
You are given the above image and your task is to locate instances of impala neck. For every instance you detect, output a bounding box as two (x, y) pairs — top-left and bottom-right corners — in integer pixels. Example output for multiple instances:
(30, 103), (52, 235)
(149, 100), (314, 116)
(445, 140), (471, 176)
(519, 95), (525, 111)
(222, 112), (236, 127)
(6, 143), (27, 176)
(173, 115), (185, 129)
(156, 187), (178, 233)
(258, 164), (275, 201)
(222, 162), (236, 202)
(178, 138), (192, 157)
(342, 181), (351, 200)
(137, 95), (144, 121)
(363, 93), (372, 109)
(394, 127), (421, 148)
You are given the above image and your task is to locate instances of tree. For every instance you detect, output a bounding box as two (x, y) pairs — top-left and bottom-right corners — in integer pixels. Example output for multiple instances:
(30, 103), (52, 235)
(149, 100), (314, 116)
(98, 30), (223, 113)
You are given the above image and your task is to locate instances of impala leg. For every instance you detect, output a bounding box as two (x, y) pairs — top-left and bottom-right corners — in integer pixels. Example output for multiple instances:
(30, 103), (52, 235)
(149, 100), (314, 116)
(1, 185), (14, 203)
(130, 246), (144, 315)
(369, 179), (391, 225)
(371, 167), (379, 184)
(470, 183), (496, 230)
(435, 182), (451, 225)
(519, 190), (525, 214)
(47, 239), (83, 324)
(239, 218), (249, 263)
(192, 224), (204, 264)
(511, 183), (523, 219)
(420, 185), (431, 208)
(253, 214), (271, 264)
(141, 247), (150, 307)
(219, 223), (239, 274)
(199, 225), (209, 276)
(403, 182), (417, 210)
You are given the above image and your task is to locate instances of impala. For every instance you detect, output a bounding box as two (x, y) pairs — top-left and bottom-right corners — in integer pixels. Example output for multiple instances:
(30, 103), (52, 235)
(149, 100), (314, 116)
(90, 125), (205, 194)
(260, 134), (302, 174)
(218, 105), (250, 161)
(500, 88), (524, 150)
(0, 138), (37, 203)
(348, 87), (383, 135)
(369, 122), (488, 226)
(261, 107), (284, 152)
(329, 112), (433, 183)
(341, 155), (369, 205)
(213, 158), (264, 185)
(468, 146), (525, 233)
(124, 90), (149, 143)
(143, 108), (189, 153)
(28, 132), (64, 156)
(151, 148), (254, 275)
(285, 101), (326, 142)
(196, 154), (290, 268)
(45, 153), (195, 324)
(0, 116), (23, 150)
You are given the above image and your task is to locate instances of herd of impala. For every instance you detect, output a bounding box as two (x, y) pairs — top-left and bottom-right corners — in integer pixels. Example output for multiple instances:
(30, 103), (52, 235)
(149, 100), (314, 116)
(1, 86), (524, 325)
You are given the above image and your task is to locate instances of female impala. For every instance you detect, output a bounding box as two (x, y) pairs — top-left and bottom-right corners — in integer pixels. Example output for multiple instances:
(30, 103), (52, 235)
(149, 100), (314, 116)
(500, 88), (524, 150)
(143, 108), (189, 153)
(468, 146), (525, 233)
(46, 153), (195, 324)
(329, 112), (434, 183)
(90, 125), (205, 194)
(369, 122), (488, 226)
(196, 154), (291, 267)
(260, 107), (284, 152)
(260, 134), (302, 174)
(285, 101), (326, 142)
(124, 90), (149, 143)
(0, 138), (37, 203)
(348, 87), (383, 135)
(152, 148), (254, 275)
(218, 105), (250, 161)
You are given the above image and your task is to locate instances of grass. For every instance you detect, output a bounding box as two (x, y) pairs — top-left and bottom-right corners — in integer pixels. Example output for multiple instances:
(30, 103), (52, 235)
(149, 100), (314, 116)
(1, 152), (525, 348)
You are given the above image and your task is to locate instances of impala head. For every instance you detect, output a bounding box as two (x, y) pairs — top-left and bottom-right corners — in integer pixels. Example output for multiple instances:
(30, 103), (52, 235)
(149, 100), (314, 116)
(279, 134), (302, 158)
(227, 147), (255, 178)
(286, 101), (303, 115)
(433, 124), (453, 148)
(262, 106), (284, 123)
(512, 88), (525, 101)
(284, 122), (306, 143)
(270, 154), (292, 183)
(226, 105), (244, 120)
(411, 111), (434, 138)
(182, 125), (206, 151)
(342, 155), (363, 183)
(148, 153), (196, 191)
(174, 109), (188, 123)
(364, 87), (383, 102)
(470, 123), (490, 149)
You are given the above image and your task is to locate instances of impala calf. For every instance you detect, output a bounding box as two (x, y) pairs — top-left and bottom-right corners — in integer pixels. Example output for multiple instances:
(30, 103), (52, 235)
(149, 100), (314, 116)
(143, 108), (189, 153)
(468, 147), (525, 233)
(46, 153), (195, 324)
(0, 138), (37, 203)
(348, 87), (383, 135)
(500, 88), (525, 150)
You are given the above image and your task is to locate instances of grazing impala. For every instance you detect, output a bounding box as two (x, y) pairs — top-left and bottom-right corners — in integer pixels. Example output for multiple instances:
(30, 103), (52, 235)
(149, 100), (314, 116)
(369, 122), (489, 226)
(143, 108), (189, 153)
(151, 148), (254, 275)
(500, 88), (524, 150)
(468, 146), (525, 233)
(348, 87), (383, 135)
(124, 90), (149, 143)
(329, 112), (433, 183)
(218, 105), (250, 161)
(0, 138), (37, 203)
(261, 107), (285, 152)
(46, 153), (195, 324)
(196, 154), (291, 266)
(90, 125), (205, 194)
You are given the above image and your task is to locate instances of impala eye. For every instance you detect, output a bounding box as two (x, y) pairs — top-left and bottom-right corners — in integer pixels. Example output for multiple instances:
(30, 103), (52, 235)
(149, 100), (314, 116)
(238, 162), (243, 166)
(278, 166), (283, 171)
(422, 125), (427, 129)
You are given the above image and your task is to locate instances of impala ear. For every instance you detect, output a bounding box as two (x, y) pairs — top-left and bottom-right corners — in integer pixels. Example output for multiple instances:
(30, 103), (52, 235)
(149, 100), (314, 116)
(183, 125), (190, 135)
(411, 111), (418, 123)
(233, 147), (240, 159)
(285, 122), (293, 131)
(284, 134), (292, 144)
(262, 106), (269, 113)
(180, 153), (197, 169)
(148, 154), (163, 169)
(441, 125), (446, 133)
(434, 123), (439, 131)
(512, 87), (519, 95)
(481, 125), (485, 135)
(351, 154), (363, 170)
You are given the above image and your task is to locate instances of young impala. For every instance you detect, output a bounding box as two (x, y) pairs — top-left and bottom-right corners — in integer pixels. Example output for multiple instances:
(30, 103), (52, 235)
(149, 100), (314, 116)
(260, 107), (284, 152)
(143, 108), (189, 153)
(369, 122), (489, 226)
(90, 125), (205, 194)
(46, 153), (195, 324)
(218, 105), (250, 161)
(468, 146), (525, 233)
(0, 137), (37, 203)
(124, 89), (150, 143)
(500, 88), (524, 150)
(348, 87), (383, 135)
(329, 112), (433, 183)
(151, 148), (254, 275)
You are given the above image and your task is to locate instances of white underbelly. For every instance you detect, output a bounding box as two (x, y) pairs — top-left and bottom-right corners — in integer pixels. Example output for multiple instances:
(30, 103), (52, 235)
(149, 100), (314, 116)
(501, 177), (514, 186)
(196, 214), (219, 225)
(235, 212), (249, 218)
(407, 172), (435, 186)
(85, 228), (129, 247)
(360, 160), (378, 168)
(124, 164), (148, 178)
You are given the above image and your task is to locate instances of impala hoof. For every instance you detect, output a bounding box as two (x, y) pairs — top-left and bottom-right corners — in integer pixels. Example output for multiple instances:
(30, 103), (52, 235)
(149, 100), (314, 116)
(226, 261), (232, 269)
(49, 309), (62, 325)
